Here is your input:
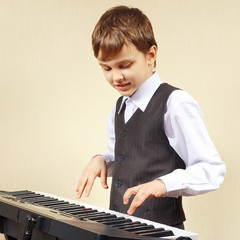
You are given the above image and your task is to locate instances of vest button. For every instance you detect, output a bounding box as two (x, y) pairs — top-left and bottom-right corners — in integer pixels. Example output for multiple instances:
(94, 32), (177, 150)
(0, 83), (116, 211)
(115, 180), (122, 188)
(120, 130), (127, 137)
(117, 154), (124, 161)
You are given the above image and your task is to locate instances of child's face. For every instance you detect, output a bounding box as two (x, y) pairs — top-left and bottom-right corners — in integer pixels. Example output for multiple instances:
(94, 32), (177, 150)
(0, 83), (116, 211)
(97, 44), (156, 97)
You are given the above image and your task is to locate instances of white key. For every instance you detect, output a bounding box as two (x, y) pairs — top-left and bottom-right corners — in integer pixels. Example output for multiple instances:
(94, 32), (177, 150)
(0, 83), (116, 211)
(36, 191), (198, 240)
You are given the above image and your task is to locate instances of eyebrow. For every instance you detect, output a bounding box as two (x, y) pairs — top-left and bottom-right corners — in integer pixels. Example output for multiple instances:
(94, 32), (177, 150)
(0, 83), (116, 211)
(99, 63), (109, 67)
(99, 59), (134, 67)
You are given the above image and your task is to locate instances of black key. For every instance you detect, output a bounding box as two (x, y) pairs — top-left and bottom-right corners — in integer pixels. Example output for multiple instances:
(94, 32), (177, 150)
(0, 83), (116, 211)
(137, 228), (174, 237)
(125, 224), (154, 232)
(21, 196), (50, 201)
(64, 206), (86, 213)
(57, 204), (85, 211)
(66, 207), (90, 213)
(119, 223), (147, 229)
(135, 227), (164, 234)
(27, 198), (58, 204)
(7, 190), (34, 196)
(112, 221), (142, 228)
(16, 194), (44, 199)
(87, 214), (116, 221)
(47, 202), (71, 209)
(77, 209), (98, 215)
(107, 218), (132, 226)
(98, 217), (132, 225)
(97, 217), (124, 223)
(76, 211), (108, 219)
(41, 200), (67, 206)
(70, 209), (98, 216)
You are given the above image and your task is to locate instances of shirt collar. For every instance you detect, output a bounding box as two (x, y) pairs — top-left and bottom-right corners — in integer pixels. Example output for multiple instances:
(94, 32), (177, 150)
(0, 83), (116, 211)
(118, 72), (163, 113)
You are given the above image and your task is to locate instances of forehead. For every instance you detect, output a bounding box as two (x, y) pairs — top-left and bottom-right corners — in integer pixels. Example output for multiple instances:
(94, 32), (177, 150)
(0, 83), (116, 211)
(97, 44), (142, 65)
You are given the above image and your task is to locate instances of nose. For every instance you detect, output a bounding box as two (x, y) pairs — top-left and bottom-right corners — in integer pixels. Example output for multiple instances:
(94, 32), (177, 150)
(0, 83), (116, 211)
(112, 69), (124, 82)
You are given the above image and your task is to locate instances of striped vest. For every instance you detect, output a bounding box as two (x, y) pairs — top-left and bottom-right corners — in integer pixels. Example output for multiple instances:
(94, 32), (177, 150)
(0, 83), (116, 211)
(109, 83), (186, 226)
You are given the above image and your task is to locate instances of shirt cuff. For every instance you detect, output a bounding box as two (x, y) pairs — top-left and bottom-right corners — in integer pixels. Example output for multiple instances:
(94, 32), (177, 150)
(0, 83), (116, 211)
(93, 153), (114, 177)
(159, 173), (184, 198)
(101, 153), (114, 163)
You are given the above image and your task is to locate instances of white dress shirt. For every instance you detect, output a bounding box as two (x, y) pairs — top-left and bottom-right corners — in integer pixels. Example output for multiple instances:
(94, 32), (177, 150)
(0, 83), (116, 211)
(102, 72), (226, 198)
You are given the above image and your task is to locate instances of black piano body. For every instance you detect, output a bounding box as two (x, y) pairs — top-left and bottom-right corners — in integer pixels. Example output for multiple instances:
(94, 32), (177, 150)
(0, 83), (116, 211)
(0, 190), (196, 240)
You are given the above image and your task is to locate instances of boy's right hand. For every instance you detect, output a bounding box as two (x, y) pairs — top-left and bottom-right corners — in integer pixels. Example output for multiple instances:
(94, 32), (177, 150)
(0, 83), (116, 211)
(75, 155), (108, 199)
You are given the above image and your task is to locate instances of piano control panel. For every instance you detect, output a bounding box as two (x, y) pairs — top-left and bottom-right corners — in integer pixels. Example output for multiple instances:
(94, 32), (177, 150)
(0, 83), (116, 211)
(0, 190), (198, 240)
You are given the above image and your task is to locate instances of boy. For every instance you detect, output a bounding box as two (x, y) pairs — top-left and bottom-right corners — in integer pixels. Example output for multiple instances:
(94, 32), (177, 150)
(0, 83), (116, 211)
(76, 6), (226, 229)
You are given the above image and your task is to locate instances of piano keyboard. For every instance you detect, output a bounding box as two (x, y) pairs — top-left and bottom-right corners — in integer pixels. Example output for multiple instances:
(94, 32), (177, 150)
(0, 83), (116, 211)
(0, 190), (198, 240)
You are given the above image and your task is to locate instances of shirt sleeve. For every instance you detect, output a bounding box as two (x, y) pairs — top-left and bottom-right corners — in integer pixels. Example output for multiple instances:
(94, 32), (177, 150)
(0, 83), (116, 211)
(160, 90), (226, 197)
(101, 104), (116, 177)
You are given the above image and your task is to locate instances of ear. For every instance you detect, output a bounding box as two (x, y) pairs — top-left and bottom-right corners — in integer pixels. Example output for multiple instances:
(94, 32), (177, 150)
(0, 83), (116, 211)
(147, 45), (157, 66)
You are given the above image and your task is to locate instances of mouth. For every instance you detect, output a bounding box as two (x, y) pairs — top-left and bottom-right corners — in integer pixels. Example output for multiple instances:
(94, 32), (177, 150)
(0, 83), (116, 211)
(116, 82), (131, 91)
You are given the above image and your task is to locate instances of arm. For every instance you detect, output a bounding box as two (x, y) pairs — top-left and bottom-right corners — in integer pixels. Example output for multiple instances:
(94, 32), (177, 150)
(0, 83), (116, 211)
(161, 90), (226, 197)
(75, 105), (116, 198)
(123, 90), (226, 213)
(102, 104), (116, 177)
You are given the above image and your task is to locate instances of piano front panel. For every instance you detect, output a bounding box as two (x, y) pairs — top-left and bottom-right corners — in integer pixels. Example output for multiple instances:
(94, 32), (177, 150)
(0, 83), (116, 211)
(0, 190), (198, 240)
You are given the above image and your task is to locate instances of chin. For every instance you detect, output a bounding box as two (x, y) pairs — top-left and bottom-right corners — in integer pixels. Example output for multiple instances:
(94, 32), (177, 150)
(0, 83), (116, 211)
(118, 89), (136, 97)
(120, 92), (132, 97)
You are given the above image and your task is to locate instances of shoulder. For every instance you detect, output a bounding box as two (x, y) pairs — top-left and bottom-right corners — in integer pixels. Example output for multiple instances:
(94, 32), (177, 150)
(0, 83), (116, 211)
(167, 89), (198, 107)
(166, 89), (203, 118)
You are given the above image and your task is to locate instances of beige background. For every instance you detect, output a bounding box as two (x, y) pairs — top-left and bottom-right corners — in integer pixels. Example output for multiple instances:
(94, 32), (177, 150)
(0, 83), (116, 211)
(0, 0), (239, 239)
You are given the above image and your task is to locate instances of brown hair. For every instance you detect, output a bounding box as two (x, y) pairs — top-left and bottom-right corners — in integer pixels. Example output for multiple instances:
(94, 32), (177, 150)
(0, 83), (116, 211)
(92, 6), (157, 61)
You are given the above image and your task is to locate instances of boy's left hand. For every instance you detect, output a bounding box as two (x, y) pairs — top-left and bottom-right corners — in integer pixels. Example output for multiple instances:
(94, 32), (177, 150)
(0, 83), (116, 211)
(123, 179), (167, 215)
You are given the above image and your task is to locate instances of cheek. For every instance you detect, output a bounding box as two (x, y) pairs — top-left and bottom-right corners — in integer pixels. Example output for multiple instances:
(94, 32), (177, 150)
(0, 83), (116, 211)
(103, 73), (113, 85)
(101, 70), (111, 81)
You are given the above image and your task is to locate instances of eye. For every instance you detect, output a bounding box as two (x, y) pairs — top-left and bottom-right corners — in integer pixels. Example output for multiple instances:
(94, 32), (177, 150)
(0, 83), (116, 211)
(120, 63), (131, 69)
(102, 66), (112, 72)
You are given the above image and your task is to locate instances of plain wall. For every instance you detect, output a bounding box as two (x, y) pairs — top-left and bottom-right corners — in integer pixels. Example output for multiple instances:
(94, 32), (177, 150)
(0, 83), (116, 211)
(0, 0), (239, 239)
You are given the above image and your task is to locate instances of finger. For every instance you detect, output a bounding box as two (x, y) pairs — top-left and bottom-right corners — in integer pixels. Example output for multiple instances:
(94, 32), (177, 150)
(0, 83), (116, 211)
(123, 186), (138, 205)
(100, 167), (108, 189)
(83, 175), (97, 197)
(76, 177), (85, 192)
(127, 191), (147, 215)
(76, 177), (88, 199)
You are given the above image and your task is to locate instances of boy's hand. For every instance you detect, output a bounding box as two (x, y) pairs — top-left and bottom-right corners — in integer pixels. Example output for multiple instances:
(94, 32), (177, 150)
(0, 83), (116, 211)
(123, 179), (167, 215)
(75, 155), (108, 199)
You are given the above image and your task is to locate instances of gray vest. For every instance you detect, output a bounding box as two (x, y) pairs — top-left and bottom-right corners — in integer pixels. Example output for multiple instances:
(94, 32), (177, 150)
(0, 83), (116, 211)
(109, 83), (186, 226)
